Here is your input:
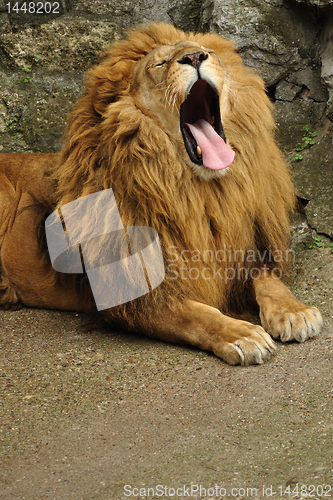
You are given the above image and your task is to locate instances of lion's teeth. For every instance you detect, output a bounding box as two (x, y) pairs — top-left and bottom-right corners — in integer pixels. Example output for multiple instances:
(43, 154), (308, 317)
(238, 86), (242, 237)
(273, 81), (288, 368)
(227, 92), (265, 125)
(197, 145), (202, 156)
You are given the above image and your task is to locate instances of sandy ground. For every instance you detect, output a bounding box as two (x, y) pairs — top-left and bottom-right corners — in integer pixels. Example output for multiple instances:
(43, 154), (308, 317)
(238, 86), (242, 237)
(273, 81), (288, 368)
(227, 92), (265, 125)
(1, 235), (333, 500)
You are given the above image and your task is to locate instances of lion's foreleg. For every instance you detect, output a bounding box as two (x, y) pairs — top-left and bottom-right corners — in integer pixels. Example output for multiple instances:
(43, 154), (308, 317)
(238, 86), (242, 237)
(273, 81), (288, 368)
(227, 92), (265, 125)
(253, 268), (323, 342)
(104, 299), (276, 366)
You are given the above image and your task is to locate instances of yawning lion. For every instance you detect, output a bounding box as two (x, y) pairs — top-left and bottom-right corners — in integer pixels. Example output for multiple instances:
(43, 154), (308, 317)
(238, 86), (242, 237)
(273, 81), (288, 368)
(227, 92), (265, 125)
(0, 23), (322, 365)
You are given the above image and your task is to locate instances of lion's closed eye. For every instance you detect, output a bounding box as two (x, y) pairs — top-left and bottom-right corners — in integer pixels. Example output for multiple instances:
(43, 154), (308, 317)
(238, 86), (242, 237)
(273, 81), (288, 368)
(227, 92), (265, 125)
(150, 60), (168, 68)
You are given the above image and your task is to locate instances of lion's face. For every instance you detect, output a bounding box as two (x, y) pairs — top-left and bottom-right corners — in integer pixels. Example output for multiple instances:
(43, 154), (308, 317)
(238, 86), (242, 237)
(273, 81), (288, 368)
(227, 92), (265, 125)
(131, 40), (235, 180)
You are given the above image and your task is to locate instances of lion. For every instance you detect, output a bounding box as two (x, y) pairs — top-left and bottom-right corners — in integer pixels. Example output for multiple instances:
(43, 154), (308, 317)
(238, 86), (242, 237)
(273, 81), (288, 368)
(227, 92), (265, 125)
(0, 22), (322, 365)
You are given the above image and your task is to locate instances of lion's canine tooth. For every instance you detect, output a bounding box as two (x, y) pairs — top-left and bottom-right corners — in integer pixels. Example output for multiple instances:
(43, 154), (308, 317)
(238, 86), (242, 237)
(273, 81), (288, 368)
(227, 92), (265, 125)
(197, 145), (202, 156)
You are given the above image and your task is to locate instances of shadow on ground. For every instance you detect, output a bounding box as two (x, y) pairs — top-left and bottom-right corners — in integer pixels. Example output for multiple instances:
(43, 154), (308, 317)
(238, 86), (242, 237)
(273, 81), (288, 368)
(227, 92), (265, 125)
(1, 236), (333, 500)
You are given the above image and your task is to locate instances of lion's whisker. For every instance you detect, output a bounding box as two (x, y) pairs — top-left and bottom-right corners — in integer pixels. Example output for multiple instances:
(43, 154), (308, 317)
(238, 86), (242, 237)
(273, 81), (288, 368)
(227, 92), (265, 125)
(155, 79), (168, 90)
(164, 83), (175, 109)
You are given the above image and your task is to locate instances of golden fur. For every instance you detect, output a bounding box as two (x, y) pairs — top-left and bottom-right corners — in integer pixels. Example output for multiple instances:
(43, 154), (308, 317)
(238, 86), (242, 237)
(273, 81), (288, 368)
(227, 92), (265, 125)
(0, 23), (322, 365)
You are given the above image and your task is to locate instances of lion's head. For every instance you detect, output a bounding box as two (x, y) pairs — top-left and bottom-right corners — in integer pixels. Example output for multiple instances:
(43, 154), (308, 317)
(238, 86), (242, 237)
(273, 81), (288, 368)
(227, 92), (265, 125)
(130, 39), (236, 180)
(54, 23), (295, 319)
(56, 22), (280, 197)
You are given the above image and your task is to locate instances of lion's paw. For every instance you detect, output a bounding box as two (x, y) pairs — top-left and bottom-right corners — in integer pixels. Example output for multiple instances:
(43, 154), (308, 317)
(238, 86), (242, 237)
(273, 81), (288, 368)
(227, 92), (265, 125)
(214, 322), (276, 366)
(260, 301), (323, 343)
(0, 274), (21, 310)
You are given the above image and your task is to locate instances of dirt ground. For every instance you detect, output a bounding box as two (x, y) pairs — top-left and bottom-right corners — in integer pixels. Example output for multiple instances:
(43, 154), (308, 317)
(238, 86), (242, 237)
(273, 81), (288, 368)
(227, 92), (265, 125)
(1, 222), (333, 500)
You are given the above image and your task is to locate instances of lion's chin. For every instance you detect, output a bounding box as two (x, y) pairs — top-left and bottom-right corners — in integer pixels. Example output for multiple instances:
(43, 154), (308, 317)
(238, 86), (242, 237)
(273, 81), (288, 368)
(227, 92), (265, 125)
(188, 160), (230, 181)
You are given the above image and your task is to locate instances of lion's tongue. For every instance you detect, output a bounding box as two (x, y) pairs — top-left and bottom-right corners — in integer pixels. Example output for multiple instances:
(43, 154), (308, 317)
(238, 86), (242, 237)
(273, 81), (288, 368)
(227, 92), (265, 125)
(186, 119), (235, 170)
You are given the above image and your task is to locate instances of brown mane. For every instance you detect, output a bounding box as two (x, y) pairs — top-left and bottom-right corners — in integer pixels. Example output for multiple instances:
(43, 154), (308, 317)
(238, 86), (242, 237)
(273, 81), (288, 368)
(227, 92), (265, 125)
(53, 23), (295, 328)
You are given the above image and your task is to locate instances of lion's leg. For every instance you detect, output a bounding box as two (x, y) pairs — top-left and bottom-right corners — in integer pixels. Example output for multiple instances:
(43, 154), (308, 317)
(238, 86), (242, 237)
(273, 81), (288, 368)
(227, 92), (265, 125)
(0, 271), (21, 310)
(0, 172), (22, 310)
(0, 192), (95, 313)
(104, 300), (276, 366)
(253, 268), (323, 342)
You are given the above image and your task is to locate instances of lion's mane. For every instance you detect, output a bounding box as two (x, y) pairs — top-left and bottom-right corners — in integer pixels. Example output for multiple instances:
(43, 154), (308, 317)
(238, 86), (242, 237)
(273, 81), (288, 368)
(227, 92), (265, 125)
(53, 23), (295, 329)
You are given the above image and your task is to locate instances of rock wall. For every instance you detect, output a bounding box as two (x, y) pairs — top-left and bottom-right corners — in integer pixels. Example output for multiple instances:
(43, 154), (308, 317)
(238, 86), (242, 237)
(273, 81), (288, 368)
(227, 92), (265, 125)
(0, 0), (332, 235)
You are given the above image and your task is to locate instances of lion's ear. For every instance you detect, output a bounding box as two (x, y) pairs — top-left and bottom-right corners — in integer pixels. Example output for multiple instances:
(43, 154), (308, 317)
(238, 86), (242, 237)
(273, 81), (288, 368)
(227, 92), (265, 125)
(92, 80), (118, 116)
(89, 59), (135, 117)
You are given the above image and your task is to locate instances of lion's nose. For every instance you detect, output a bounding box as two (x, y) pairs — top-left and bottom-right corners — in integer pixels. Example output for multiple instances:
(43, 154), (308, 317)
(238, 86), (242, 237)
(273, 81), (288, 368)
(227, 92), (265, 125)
(178, 51), (208, 69)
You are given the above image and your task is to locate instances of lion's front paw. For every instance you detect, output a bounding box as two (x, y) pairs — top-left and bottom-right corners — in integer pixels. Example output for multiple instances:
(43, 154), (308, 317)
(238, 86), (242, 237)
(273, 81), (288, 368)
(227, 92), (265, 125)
(213, 322), (276, 366)
(260, 300), (323, 343)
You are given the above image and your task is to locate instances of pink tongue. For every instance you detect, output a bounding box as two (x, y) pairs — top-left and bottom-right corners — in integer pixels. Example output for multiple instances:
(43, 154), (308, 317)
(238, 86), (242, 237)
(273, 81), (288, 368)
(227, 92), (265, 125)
(186, 119), (235, 170)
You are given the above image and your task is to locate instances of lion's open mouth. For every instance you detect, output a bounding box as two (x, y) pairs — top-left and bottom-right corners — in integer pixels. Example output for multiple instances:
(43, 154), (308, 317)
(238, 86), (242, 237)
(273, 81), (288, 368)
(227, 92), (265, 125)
(180, 79), (235, 171)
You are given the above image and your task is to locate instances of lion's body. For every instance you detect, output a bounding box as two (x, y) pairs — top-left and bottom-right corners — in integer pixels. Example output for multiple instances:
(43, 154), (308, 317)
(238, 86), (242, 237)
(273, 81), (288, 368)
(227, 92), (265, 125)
(0, 153), (95, 311)
(0, 23), (322, 365)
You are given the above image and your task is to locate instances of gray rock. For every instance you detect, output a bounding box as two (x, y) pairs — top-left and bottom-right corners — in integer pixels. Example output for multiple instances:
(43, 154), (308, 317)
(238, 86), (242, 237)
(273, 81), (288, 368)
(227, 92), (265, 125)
(289, 68), (329, 103)
(168, 0), (203, 32)
(275, 100), (326, 150)
(275, 80), (302, 102)
(0, 17), (120, 72)
(274, 68), (328, 149)
(320, 15), (333, 121)
(0, 67), (84, 152)
(200, 0), (319, 86)
(71, 0), (171, 24)
(306, 194), (333, 237)
(296, 0), (333, 5)
(290, 122), (333, 236)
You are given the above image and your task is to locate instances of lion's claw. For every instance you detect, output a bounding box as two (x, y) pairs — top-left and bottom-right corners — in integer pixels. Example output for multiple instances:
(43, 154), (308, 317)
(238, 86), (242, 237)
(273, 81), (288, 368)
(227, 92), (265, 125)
(213, 323), (276, 366)
(260, 302), (323, 343)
